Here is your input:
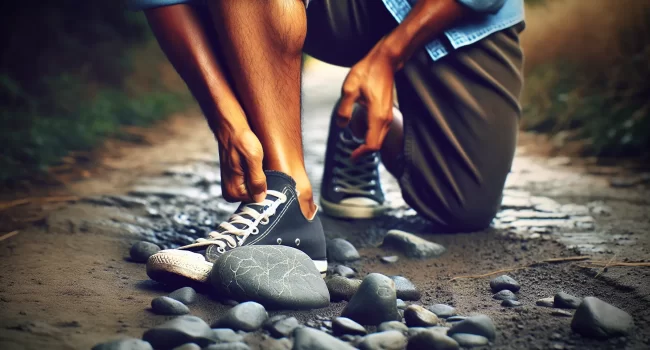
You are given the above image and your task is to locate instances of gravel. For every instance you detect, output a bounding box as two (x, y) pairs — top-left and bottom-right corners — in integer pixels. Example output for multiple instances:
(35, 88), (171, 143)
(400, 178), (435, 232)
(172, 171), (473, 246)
(404, 305), (439, 327)
(213, 302), (268, 332)
(151, 296), (190, 316)
(489, 275), (521, 293)
(92, 338), (153, 350)
(389, 276), (421, 301)
(357, 330), (407, 350)
(554, 291), (582, 309)
(536, 297), (555, 307)
(331, 265), (356, 278)
(502, 300), (522, 307)
(203, 343), (250, 350)
(493, 290), (518, 301)
(378, 321), (408, 333)
(451, 333), (490, 347)
(428, 304), (457, 318)
(341, 273), (399, 325)
(381, 256), (399, 264)
(407, 330), (459, 350)
(382, 230), (446, 259)
(168, 287), (197, 305)
(142, 315), (216, 349)
(292, 326), (356, 350)
(211, 329), (243, 343)
(447, 315), (496, 341)
(327, 238), (360, 262)
(326, 276), (362, 302)
(129, 241), (160, 263)
(266, 316), (300, 338)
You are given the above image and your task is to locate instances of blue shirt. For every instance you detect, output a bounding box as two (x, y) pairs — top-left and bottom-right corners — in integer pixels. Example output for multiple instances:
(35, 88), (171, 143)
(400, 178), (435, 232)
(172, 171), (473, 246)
(128, 0), (524, 62)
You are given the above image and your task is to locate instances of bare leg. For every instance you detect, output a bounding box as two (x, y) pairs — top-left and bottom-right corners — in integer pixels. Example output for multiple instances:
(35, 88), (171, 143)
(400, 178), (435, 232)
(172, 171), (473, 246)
(207, 0), (315, 218)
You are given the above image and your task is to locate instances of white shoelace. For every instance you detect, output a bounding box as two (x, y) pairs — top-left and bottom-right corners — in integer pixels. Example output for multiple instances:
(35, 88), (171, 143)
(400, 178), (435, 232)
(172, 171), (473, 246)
(179, 190), (287, 253)
(332, 132), (380, 196)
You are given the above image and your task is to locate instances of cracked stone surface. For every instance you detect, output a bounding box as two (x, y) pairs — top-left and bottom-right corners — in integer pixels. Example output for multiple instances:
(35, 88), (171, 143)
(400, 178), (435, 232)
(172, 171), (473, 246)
(210, 246), (329, 310)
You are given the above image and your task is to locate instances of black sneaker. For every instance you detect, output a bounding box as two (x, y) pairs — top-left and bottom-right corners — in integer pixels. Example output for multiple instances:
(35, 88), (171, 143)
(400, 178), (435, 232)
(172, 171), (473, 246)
(147, 171), (328, 285)
(320, 113), (387, 219)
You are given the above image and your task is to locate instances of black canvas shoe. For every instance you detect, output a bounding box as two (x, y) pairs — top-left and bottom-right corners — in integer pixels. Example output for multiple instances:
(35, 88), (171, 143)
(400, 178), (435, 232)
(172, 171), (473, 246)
(320, 114), (387, 219)
(147, 171), (328, 285)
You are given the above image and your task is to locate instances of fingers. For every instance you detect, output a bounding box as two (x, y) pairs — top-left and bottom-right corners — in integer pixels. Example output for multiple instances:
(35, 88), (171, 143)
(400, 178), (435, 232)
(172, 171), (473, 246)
(351, 101), (392, 162)
(242, 147), (267, 203)
(222, 150), (249, 203)
(337, 77), (360, 128)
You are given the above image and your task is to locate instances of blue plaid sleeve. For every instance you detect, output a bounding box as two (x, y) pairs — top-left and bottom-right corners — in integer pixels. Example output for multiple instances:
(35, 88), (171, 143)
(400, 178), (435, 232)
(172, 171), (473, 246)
(126, 0), (198, 11)
(457, 0), (506, 13)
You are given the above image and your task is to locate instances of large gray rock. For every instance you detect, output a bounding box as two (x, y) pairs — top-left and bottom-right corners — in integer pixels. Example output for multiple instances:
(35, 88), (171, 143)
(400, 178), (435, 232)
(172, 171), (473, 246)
(358, 331), (407, 350)
(293, 327), (356, 350)
(332, 317), (367, 336)
(389, 276), (421, 301)
(327, 238), (360, 262)
(213, 302), (267, 332)
(92, 338), (153, 350)
(404, 305), (439, 327)
(326, 276), (362, 302)
(168, 287), (197, 305)
(554, 291), (582, 309)
(428, 304), (457, 318)
(489, 275), (520, 293)
(130, 241), (161, 263)
(342, 273), (399, 325)
(143, 315), (216, 349)
(382, 230), (445, 259)
(151, 296), (190, 315)
(447, 315), (496, 341)
(407, 330), (459, 350)
(571, 297), (634, 338)
(210, 246), (329, 309)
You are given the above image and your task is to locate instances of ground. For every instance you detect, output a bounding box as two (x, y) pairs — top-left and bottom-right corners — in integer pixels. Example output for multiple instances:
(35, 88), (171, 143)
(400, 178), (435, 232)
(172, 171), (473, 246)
(0, 62), (649, 350)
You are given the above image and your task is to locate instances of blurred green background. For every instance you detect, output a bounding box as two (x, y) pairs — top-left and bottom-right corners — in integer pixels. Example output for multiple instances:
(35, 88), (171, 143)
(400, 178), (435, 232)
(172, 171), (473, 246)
(0, 0), (648, 186)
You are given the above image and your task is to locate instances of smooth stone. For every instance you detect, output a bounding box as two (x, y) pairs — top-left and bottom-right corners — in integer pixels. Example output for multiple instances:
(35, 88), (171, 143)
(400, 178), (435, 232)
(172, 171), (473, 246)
(396, 299), (407, 310)
(130, 241), (160, 263)
(168, 287), (197, 305)
(378, 321), (408, 333)
(428, 304), (457, 318)
(493, 290), (518, 301)
(213, 302), (268, 332)
(551, 309), (573, 317)
(407, 330), (459, 350)
(389, 276), (421, 301)
(92, 338), (153, 350)
(554, 292), (582, 309)
(171, 344), (201, 350)
(151, 296), (190, 316)
(263, 315), (289, 329)
(211, 329), (243, 343)
(332, 317), (367, 336)
(267, 316), (300, 338)
(292, 327), (356, 350)
(210, 246), (329, 309)
(358, 330), (407, 350)
(341, 273), (399, 325)
(203, 343), (250, 350)
(489, 275), (521, 293)
(407, 327), (430, 337)
(446, 316), (468, 323)
(381, 256), (399, 264)
(502, 300), (522, 307)
(331, 265), (356, 278)
(451, 333), (489, 347)
(404, 305), (439, 327)
(447, 315), (496, 341)
(327, 238), (360, 262)
(382, 230), (446, 259)
(571, 297), (634, 338)
(326, 276), (362, 302)
(142, 315), (216, 350)
(537, 297), (555, 307)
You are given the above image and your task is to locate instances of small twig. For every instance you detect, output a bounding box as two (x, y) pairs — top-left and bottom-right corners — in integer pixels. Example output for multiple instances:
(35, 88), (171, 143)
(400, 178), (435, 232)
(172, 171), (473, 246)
(0, 196), (78, 213)
(450, 267), (528, 281)
(0, 230), (19, 242)
(595, 254), (617, 278)
(0, 198), (30, 212)
(450, 256), (591, 281)
(579, 262), (650, 267)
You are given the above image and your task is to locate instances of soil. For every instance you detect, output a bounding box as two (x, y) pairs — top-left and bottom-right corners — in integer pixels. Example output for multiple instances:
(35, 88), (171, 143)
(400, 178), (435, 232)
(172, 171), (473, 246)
(0, 62), (649, 350)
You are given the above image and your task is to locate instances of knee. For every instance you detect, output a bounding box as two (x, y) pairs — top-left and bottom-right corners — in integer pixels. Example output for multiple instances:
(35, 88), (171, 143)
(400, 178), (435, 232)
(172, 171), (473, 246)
(267, 0), (307, 56)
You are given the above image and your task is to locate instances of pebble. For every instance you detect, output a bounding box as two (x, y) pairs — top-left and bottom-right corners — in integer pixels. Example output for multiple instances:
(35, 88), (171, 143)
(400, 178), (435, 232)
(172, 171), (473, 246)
(382, 230), (446, 259)
(331, 265), (356, 278)
(151, 296), (190, 316)
(404, 305), (439, 327)
(266, 316), (300, 338)
(332, 317), (367, 336)
(571, 297), (634, 338)
(428, 304), (457, 318)
(447, 315), (496, 341)
(168, 287), (197, 305)
(493, 290), (518, 301)
(554, 291), (582, 309)
(378, 321), (408, 333)
(389, 276), (421, 301)
(213, 302), (268, 332)
(292, 327), (356, 350)
(396, 299), (407, 310)
(130, 241), (161, 263)
(501, 300), (522, 307)
(551, 309), (573, 317)
(381, 256), (399, 264)
(143, 315), (216, 349)
(172, 344), (201, 350)
(327, 238), (360, 262)
(358, 330), (407, 350)
(536, 297), (555, 307)
(342, 273), (399, 325)
(210, 246), (329, 309)
(446, 316), (468, 323)
(489, 275), (521, 293)
(451, 333), (490, 347)
(326, 276), (362, 302)
(92, 338), (153, 350)
(407, 330), (459, 350)
(203, 343), (250, 350)
(211, 329), (243, 343)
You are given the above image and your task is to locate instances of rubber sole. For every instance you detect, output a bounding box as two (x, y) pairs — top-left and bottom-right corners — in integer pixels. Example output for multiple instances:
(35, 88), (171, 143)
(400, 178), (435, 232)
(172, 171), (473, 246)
(147, 250), (328, 285)
(320, 198), (388, 219)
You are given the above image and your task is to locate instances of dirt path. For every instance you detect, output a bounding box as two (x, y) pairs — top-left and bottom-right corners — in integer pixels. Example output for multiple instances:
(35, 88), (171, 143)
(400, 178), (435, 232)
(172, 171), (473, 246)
(0, 62), (649, 350)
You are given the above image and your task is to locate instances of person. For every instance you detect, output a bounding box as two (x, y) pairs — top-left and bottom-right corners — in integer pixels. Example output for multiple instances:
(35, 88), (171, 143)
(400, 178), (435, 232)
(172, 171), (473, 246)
(129, 0), (525, 285)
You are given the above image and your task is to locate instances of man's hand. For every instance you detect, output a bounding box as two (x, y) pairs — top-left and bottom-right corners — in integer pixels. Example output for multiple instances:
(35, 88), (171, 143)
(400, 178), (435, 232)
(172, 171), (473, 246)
(217, 128), (267, 203)
(337, 40), (398, 162)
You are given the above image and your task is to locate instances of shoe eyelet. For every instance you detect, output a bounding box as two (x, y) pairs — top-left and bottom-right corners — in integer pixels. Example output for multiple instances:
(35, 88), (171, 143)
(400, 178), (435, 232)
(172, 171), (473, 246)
(295, 238), (300, 246)
(333, 186), (341, 193)
(260, 218), (269, 225)
(252, 228), (260, 235)
(277, 238), (282, 244)
(217, 247), (226, 254)
(370, 190), (376, 195)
